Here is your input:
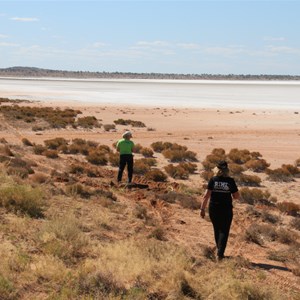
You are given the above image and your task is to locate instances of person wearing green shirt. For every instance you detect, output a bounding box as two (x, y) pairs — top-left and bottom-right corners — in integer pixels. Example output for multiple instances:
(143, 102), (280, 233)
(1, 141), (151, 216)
(116, 131), (135, 183)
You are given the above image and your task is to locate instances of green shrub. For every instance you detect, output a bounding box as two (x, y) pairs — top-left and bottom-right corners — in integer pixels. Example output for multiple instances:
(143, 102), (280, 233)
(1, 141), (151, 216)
(0, 182), (45, 218)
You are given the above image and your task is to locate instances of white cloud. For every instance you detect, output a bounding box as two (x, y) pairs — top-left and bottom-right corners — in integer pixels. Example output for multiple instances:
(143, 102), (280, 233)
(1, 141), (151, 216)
(0, 34), (8, 38)
(10, 17), (39, 22)
(263, 36), (285, 42)
(202, 45), (246, 56)
(0, 42), (19, 47)
(136, 41), (170, 47)
(266, 45), (300, 55)
(177, 43), (201, 50)
(92, 42), (109, 48)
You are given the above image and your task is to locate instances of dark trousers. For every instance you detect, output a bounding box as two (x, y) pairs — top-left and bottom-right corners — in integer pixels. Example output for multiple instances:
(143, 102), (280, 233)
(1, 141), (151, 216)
(209, 205), (233, 258)
(118, 154), (133, 183)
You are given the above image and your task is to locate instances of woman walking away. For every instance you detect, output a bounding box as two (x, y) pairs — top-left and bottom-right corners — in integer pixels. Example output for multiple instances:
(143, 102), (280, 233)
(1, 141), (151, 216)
(117, 131), (134, 184)
(200, 161), (240, 261)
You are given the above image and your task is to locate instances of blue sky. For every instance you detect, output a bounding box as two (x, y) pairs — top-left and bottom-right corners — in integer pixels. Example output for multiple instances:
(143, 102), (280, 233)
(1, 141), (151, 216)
(0, 1), (300, 75)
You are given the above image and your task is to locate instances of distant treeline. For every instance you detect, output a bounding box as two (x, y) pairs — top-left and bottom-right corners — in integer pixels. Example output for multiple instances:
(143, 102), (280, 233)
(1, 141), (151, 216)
(0, 66), (299, 81)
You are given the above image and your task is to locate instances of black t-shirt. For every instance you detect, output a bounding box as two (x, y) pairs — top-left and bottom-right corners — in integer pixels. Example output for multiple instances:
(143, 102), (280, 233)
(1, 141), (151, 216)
(207, 176), (238, 208)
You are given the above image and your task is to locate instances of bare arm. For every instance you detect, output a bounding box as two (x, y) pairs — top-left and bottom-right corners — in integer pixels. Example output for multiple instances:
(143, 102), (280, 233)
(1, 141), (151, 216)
(200, 190), (211, 218)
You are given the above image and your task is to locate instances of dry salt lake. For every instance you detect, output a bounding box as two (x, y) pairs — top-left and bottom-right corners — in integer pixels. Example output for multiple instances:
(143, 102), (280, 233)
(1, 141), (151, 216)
(0, 77), (299, 110)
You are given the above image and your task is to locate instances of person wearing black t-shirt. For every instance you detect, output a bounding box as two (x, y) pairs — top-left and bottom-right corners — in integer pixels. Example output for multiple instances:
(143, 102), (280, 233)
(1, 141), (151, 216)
(200, 161), (240, 261)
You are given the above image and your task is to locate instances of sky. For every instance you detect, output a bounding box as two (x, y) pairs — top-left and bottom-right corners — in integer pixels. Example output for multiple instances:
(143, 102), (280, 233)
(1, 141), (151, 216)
(0, 0), (300, 75)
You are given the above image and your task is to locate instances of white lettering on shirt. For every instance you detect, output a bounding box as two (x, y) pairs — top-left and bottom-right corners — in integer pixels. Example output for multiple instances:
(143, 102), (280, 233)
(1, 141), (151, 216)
(214, 181), (230, 192)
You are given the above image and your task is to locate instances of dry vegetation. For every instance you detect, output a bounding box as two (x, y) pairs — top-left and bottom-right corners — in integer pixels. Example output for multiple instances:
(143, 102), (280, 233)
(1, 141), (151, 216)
(0, 100), (299, 299)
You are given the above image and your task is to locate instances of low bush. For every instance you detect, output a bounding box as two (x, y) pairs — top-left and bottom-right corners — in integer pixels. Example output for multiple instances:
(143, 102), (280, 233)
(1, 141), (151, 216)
(141, 147), (154, 158)
(266, 167), (294, 182)
(7, 166), (30, 179)
(133, 160), (150, 175)
(30, 173), (48, 184)
(148, 227), (166, 241)
(43, 149), (59, 159)
(260, 210), (280, 224)
(162, 149), (197, 162)
(33, 144), (47, 155)
(145, 169), (167, 182)
(86, 150), (108, 165)
(39, 215), (89, 263)
(235, 173), (261, 187)
(245, 159), (270, 172)
(65, 183), (92, 198)
(108, 152), (119, 167)
(228, 148), (252, 164)
(201, 170), (214, 182)
(150, 141), (165, 153)
(240, 187), (271, 205)
(68, 164), (85, 174)
(276, 228), (295, 244)
(114, 118), (146, 127)
(44, 137), (68, 150)
(77, 116), (101, 128)
(0, 182), (45, 218)
(103, 124), (115, 131)
(139, 158), (157, 167)
(21, 137), (33, 146)
(245, 223), (277, 245)
(277, 201), (300, 216)
(0, 145), (14, 156)
(290, 218), (300, 231)
(229, 163), (244, 175)
(164, 164), (189, 179)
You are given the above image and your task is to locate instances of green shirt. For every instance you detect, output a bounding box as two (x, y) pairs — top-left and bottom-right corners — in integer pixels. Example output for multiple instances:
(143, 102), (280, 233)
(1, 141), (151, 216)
(117, 138), (134, 155)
